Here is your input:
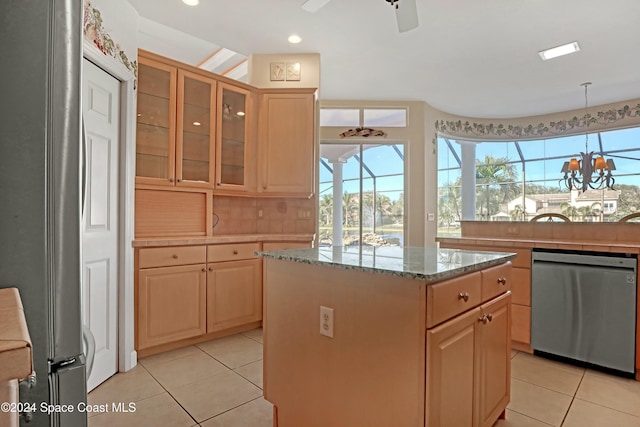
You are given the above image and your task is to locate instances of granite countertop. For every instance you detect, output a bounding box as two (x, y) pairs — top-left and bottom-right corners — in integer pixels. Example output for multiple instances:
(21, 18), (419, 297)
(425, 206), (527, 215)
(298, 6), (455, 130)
(258, 245), (515, 282)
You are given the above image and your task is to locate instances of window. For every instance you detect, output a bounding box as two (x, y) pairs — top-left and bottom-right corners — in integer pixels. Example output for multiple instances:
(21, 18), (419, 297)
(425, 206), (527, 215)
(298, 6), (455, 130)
(437, 126), (640, 236)
(319, 143), (405, 246)
(320, 108), (407, 128)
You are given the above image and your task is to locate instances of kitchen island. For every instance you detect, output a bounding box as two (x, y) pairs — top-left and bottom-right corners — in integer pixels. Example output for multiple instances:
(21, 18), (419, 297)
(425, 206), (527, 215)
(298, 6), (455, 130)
(259, 246), (515, 427)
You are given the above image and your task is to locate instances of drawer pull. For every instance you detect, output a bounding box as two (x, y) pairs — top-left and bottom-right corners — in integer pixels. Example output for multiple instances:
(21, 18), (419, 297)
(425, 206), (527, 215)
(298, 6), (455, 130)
(233, 250), (239, 255)
(458, 292), (469, 302)
(497, 277), (507, 285)
(172, 254), (179, 259)
(479, 313), (493, 324)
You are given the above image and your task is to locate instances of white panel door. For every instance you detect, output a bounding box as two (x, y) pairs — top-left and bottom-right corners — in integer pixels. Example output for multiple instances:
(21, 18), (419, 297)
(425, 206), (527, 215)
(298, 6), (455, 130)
(82, 58), (120, 391)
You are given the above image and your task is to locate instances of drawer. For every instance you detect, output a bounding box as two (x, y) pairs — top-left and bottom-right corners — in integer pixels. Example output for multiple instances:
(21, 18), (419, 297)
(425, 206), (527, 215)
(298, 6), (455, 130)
(427, 272), (481, 328)
(208, 242), (261, 262)
(139, 246), (206, 269)
(481, 262), (512, 301)
(511, 267), (531, 306)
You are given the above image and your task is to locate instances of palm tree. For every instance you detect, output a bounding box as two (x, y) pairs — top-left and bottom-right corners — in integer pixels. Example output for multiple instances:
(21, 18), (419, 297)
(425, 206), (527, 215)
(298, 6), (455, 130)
(510, 204), (525, 221)
(560, 202), (580, 221)
(342, 192), (355, 227)
(475, 155), (518, 220)
(319, 194), (333, 226)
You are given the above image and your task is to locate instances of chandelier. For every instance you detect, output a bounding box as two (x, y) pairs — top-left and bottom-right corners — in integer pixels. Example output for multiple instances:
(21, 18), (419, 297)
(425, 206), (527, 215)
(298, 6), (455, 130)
(560, 82), (615, 192)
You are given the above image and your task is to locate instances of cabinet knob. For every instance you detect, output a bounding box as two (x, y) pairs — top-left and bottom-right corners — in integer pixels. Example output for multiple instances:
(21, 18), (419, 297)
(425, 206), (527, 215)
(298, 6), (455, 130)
(479, 313), (493, 324)
(458, 292), (469, 302)
(169, 178), (174, 183)
(233, 250), (239, 255)
(217, 182), (221, 186)
(262, 185), (267, 190)
(172, 254), (179, 259)
(201, 268), (206, 272)
(497, 277), (507, 285)
(177, 178), (182, 183)
(208, 267), (214, 272)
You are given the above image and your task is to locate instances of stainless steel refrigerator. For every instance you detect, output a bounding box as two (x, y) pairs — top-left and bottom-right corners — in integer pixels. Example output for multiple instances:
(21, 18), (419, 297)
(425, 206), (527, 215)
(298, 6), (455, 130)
(0, 0), (88, 426)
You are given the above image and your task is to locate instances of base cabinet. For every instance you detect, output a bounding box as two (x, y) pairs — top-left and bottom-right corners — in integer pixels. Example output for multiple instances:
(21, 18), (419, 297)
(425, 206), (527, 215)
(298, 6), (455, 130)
(427, 292), (511, 427)
(137, 264), (207, 349)
(136, 243), (263, 352)
(207, 259), (262, 332)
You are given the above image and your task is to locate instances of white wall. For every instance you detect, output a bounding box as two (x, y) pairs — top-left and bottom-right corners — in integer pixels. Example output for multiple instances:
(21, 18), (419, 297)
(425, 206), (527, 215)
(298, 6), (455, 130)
(249, 53), (320, 90)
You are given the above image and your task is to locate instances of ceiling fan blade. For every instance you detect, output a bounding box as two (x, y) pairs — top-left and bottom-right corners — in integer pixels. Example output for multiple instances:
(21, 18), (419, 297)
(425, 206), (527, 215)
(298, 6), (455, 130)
(396, 0), (419, 33)
(301, 0), (332, 12)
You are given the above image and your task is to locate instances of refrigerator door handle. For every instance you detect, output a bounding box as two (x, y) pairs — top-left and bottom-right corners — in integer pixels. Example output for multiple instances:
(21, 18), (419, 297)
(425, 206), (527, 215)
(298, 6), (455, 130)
(81, 116), (88, 217)
(82, 325), (95, 378)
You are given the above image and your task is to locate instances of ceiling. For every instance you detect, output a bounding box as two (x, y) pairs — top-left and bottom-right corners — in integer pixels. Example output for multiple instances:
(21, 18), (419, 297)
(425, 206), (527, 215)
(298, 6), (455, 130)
(127, 0), (640, 119)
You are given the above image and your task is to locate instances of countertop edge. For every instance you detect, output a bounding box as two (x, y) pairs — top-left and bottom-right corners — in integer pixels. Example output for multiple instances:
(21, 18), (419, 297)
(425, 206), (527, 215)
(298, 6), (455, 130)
(132, 234), (315, 248)
(258, 248), (516, 282)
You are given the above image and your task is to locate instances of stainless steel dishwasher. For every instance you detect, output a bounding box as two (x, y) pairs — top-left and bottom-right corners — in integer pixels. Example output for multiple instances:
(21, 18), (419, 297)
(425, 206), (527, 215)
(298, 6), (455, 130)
(531, 249), (637, 374)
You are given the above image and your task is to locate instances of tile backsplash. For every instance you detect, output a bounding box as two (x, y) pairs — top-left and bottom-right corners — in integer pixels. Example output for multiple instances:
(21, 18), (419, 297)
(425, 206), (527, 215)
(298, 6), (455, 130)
(212, 196), (315, 235)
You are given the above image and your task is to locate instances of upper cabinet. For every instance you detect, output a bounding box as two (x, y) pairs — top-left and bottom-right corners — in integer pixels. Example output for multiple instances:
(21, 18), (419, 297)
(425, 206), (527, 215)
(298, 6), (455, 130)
(136, 57), (177, 185)
(136, 55), (216, 188)
(258, 90), (316, 197)
(176, 70), (216, 187)
(135, 51), (316, 198)
(216, 83), (252, 191)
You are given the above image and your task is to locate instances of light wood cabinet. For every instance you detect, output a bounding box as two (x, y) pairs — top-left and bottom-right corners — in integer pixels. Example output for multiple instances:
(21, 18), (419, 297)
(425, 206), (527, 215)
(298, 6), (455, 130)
(176, 70), (216, 187)
(136, 243), (263, 352)
(216, 83), (252, 191)
(207, 258), (262, 332)
(258, 90), (316, 196)
(136, 56), (177, 185)
(137, 263), (207, 349)
(426, 291), (511, 427)
(136, 56), (217, 188)
(439, 241), (531, 349)
(261, 241), (313, 251)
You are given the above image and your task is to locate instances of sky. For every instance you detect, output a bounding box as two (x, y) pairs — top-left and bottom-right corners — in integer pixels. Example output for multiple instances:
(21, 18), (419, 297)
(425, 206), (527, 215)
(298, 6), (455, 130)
(438, 126), (640, 189)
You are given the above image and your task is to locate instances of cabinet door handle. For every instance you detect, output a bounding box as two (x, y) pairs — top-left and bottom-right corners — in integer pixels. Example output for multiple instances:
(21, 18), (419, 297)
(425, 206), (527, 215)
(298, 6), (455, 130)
(479, 314), (489, 324)
(233, 250), (238, 255)
(201, 268), (206, 272)
(208, 267), (214, 272)
(458, 292), (469, 302)
(177, 178), (182, 183)
(169, 178), (174, 183)
(497, 277), (507, 285)
(486, 313), (493, 322)
(172, 254), (179, 259)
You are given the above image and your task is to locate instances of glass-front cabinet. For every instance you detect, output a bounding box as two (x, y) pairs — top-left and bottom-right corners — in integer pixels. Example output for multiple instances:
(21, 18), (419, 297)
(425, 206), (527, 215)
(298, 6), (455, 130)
(136, 57), (177, 185)
(216, 83), (250, 191)
(176, 70), (216, 187)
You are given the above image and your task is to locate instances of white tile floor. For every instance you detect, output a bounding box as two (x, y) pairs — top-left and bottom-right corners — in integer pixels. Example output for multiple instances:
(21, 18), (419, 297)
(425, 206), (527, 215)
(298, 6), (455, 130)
(88, 329), (640, 426)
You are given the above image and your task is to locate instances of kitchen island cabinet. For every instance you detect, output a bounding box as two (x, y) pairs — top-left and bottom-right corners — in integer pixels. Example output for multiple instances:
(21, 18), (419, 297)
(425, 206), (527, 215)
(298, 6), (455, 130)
(259, 246), (514, 427)
(438, 220), (640, 380)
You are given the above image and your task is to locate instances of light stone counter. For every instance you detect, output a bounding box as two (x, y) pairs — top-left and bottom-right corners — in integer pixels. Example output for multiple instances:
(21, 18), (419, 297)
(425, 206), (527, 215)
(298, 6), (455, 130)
(258, 245), (515, 282)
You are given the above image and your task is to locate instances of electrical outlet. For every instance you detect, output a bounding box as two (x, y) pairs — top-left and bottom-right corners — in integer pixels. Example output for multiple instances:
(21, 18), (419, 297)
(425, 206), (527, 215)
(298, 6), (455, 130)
(320, 306), (334, 338)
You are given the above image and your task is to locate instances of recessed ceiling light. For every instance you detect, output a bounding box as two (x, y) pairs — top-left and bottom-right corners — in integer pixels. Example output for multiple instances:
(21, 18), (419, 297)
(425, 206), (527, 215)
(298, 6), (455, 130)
(538, 41), (580, 61)
(182, 0), (199, 6)
(192, 121), (201, 126)
(288, 34), (302, 44)
(236, 111), (245, 117)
